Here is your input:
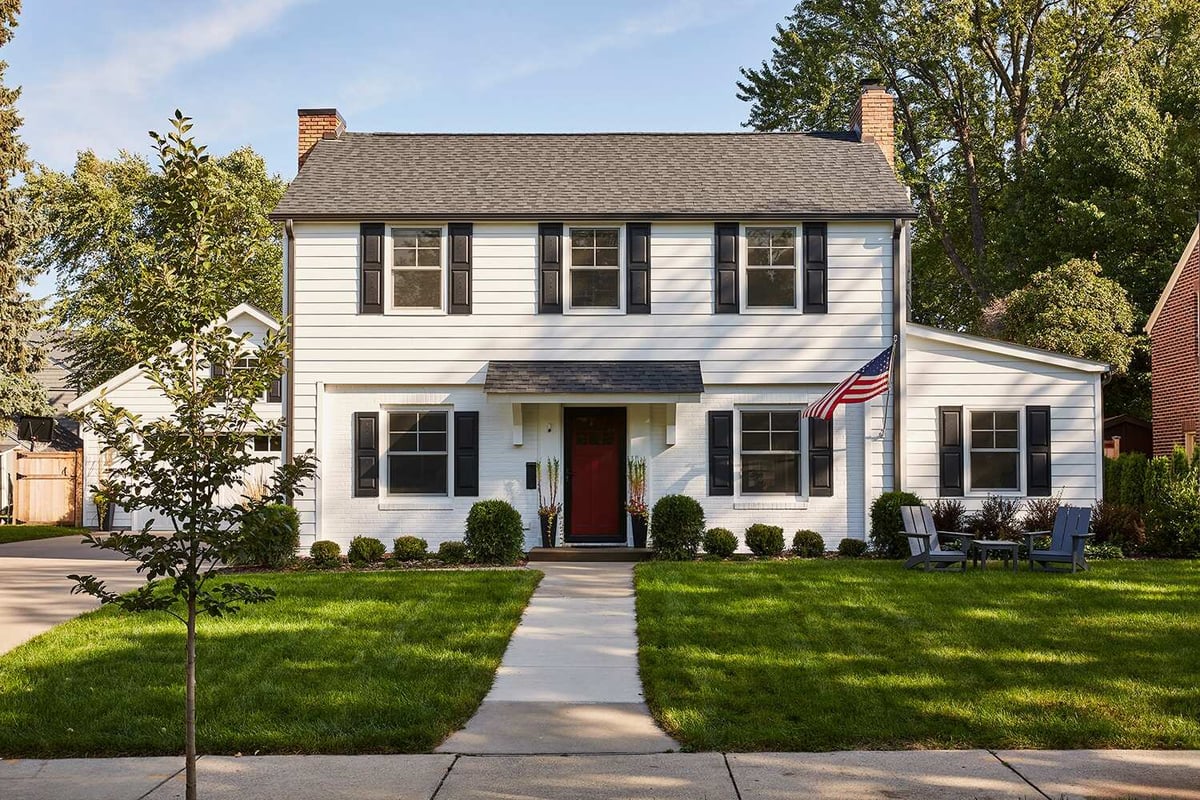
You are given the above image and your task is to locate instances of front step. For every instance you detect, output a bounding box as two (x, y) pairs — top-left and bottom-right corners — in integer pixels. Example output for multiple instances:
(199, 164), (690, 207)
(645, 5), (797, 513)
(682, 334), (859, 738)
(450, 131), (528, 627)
(526, 547), (654, 562)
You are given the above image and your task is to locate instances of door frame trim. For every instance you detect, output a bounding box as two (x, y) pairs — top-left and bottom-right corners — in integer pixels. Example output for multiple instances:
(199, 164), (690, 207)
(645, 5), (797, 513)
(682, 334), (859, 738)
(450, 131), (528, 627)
(563, 406), (627, 544)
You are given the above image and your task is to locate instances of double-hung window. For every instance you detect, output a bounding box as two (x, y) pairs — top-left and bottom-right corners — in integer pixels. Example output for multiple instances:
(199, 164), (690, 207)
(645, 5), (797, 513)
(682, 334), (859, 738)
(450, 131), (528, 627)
(740, 410), (801, 494)
(745, 227), (796, 308)
(569, 227), (620, 309)
(392, 227), (443, 310)
(969, 410), (1020, 491)
(253, 434), (282, 452)
(387, 410), (448, 494)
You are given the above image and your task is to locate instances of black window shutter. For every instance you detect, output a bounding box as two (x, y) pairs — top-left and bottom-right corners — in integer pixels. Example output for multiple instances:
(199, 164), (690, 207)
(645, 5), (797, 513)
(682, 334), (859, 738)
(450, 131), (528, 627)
(352, 412), (379, 497)
(938, 406), (964, 497)
(448, 223), (473, 315)
(538, 223), (563, 314)
(627, 222), (651, 314)
(803, 222), (828, 313)
(1027, 406), (1052, 497)
(708, 410), (734, 496)
(714, 223), (739, 313)
(808, 417), (833, 497)
(360, 223), (384, 314)
(453, 411), (479, 497)
(267, 377), (282, 403)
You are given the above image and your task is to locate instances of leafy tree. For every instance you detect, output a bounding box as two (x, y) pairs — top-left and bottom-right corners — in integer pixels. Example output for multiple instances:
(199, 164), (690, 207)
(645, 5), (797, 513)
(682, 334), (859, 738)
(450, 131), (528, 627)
(24, 116), (285, 390)
(986, 259), (1137, 374)
(67, 114), (316, 800)
(0, 0), (48, 419)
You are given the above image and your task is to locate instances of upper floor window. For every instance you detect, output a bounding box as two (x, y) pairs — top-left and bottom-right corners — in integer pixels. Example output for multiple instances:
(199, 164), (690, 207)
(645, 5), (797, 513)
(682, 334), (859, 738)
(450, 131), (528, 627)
(569, 227), (620, 309)
(392, 227), (442, 309)
(745, 227), (796, 308)
(969, 410), (1020, 491)
(741, 409), (801, 494)
(387, 410), (448, 495)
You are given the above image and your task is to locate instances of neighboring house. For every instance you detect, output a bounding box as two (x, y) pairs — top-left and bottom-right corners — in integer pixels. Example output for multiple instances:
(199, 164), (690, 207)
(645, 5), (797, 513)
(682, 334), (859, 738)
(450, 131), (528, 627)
(1103, 415), (1153, 458)
(263, 83), (1104, 552)
(69, 304), (283, 530)
(1146, 221), (1200, 456)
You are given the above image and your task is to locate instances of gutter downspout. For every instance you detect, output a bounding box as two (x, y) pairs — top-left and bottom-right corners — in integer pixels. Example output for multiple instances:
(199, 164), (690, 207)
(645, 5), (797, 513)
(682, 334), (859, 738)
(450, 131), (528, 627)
(892, 218), (905, 492)
(284, 219), (295, 468)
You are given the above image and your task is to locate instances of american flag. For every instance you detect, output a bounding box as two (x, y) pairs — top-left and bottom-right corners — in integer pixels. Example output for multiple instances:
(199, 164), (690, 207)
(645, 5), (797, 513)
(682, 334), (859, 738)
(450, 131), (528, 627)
(802, 344), (894, 420)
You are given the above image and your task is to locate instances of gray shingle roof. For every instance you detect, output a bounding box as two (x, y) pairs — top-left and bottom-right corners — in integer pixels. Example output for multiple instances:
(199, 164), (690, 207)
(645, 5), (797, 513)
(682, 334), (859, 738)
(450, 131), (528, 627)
(484, 361), (704, 395)
(271, 132), (914, 220)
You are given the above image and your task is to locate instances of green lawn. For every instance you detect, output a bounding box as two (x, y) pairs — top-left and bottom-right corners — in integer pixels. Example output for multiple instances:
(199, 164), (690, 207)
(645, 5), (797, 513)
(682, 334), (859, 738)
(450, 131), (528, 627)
(0, 525), (86, 545)
(0, 569), (540, 757)
(636, 559), (1200, 751)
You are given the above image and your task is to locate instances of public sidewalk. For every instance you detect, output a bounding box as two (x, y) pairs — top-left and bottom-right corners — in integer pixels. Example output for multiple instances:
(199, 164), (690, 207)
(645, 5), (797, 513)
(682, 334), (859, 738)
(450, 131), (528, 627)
(3, 749), (1199, 799)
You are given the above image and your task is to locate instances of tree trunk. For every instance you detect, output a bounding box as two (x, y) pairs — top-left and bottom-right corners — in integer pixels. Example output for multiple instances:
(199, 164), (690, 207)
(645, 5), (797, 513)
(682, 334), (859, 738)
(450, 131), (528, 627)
(185, 596), (197, 800)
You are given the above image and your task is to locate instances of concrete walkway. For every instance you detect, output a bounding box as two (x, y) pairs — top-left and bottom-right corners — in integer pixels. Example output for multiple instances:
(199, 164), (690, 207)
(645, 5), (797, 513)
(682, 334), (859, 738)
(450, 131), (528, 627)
(3, 750), (1199, 799)
(439, 562), (678, 754)
(0, 535), (143, 655)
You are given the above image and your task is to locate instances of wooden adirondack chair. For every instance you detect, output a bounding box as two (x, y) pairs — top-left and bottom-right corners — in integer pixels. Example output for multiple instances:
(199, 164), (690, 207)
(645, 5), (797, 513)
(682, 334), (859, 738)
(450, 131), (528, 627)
(901, 505), (974, 572)
(1024, 506), (1093, 572)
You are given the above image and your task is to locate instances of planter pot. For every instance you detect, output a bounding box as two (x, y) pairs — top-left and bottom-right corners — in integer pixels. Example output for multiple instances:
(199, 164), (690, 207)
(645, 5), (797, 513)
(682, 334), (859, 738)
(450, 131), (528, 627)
(631, 516), (649, 548)
(539, 514), (558, 548)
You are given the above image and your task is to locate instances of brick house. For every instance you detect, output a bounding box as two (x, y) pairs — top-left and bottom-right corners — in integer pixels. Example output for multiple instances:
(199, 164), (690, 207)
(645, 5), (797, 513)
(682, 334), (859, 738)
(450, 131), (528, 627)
(1146, 222), (1200, 456)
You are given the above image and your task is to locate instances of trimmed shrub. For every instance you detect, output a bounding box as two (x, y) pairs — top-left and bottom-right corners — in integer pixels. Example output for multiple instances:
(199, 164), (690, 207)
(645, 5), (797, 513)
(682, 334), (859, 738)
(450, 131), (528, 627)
(869, 491), (923, 558)
(1090, 500), (1145, 555)
(1105, 453), (1150, 509)
(437, 540), (469, 564)
(309, 540), (342, 568)
(650, 494), (705, 560)
(702, 527), (738, 558)
(745, 524), (785, 557)
(228, 503), (300, 568)
(347, 536), (386, 566)
(791, 529), (825, 558)
(930, 498), (966, 533)
(393, 535), (429, 561)
(1143, 450), (1200, 557)
(966, 495), (1023, 540)
(1022, 496), (1060, 533)
(463, 499), (525, 564)
(838, 537), (868, 557)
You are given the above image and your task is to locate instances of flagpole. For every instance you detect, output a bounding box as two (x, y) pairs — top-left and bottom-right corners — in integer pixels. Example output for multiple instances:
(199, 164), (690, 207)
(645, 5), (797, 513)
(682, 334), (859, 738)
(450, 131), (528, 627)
(881, 334), (899, 440)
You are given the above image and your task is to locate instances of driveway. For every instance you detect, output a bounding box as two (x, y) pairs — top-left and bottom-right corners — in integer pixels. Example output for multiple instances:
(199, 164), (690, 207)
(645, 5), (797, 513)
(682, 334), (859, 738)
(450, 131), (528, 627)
(0, 535), (144, 655)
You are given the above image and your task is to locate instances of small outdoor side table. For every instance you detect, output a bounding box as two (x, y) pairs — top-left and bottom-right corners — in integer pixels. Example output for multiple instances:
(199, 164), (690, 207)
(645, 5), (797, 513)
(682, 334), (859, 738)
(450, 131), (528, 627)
(973, 540), (1020, 571)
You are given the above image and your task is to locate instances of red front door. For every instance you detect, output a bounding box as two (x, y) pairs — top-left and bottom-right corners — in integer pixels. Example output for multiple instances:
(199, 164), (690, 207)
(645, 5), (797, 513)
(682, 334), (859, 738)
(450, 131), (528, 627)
(565, 408), (626, 543)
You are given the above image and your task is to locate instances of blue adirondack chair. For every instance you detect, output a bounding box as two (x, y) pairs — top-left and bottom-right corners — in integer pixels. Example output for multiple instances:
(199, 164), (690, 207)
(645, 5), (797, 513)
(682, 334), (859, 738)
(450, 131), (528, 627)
(1023, 506), (1093, 572)
(901, 505), (974, 572)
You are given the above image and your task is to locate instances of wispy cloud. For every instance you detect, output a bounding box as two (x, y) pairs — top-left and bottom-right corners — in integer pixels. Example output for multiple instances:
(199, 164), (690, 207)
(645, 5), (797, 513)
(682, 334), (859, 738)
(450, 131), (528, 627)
(22, 0), (306, 167)
(477, 0), (756, 89)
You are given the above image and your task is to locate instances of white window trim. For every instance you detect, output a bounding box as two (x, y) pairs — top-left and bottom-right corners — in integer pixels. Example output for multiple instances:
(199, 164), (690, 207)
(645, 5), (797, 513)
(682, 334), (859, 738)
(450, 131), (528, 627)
(386, 224), (448, 316)
(565, 223), (625, 315)
(381, 405), (453, 498)
(965, 406), (1025, 496)
(734, 405), (808, 499)
(739, 223), (802, 314)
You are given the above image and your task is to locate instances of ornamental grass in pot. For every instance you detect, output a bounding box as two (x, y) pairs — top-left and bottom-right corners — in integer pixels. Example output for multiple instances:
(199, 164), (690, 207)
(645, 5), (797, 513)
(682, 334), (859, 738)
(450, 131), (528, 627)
(536, 457), (561, 547)
(627, 456), (649, 547)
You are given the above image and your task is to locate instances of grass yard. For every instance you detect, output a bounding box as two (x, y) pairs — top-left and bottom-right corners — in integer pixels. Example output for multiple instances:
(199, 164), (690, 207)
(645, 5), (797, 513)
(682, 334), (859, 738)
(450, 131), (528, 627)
(636, 559), (1200, 752)
(0, 569), (540, 757)
(0, 525), (86, 545)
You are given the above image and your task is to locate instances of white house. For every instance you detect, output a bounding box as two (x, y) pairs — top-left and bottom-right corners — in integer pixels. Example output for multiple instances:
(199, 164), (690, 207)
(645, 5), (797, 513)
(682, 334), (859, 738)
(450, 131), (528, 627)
(70, 303), (284, 530)
(264, 82), (1107, 553)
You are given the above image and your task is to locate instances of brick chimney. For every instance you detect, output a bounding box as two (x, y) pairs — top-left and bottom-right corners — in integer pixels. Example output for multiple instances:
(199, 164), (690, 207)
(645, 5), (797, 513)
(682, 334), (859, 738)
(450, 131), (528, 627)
(297, 108), (345, 170)
(850, 81), (895, 170)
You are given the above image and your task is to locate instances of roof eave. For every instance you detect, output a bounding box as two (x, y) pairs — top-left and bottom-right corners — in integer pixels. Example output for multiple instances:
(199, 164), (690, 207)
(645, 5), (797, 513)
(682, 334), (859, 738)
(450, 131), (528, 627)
(269, 209), (918, 223)
(907, 324), (1111, 374)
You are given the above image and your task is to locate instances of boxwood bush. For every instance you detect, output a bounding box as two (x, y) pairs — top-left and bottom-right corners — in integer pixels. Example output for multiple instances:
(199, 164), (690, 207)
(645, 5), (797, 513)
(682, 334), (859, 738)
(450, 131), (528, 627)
(650, 495), (705, 560)
(309, 540), (341, 568)
(869, 490), (924, 558)
(347, 535), (386, 566)
(227, 503), (300, 568)
(838, 537), (869, 558)
(745, 523), (785, 557)
(393, 535), (429, 561)
(702, 527), (738, 558)
(437, 540), (469, 564)
(791, 529), (825, 558)
(463, 499), (525, 564)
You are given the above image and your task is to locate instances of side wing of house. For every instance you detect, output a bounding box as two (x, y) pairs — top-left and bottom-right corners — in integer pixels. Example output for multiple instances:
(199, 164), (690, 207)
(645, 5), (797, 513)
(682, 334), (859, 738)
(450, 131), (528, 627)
(1146, 223), (1200, 456)
(903, 325), (1107, 509)
(71, 305), (282, 530)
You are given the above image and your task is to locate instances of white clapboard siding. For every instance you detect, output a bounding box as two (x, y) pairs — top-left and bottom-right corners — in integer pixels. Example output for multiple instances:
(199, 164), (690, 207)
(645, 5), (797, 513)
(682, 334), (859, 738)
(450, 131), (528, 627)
(903, 329), (1103, 509)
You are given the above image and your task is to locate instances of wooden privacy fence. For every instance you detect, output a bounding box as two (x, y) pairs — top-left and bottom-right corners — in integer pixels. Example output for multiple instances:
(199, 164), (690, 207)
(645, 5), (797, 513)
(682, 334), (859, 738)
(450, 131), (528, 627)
(13, 450), (83, 526)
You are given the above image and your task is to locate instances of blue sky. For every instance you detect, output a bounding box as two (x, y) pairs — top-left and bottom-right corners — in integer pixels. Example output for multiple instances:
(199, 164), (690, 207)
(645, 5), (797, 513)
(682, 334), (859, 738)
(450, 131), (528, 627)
(7, 0), (793, 180)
